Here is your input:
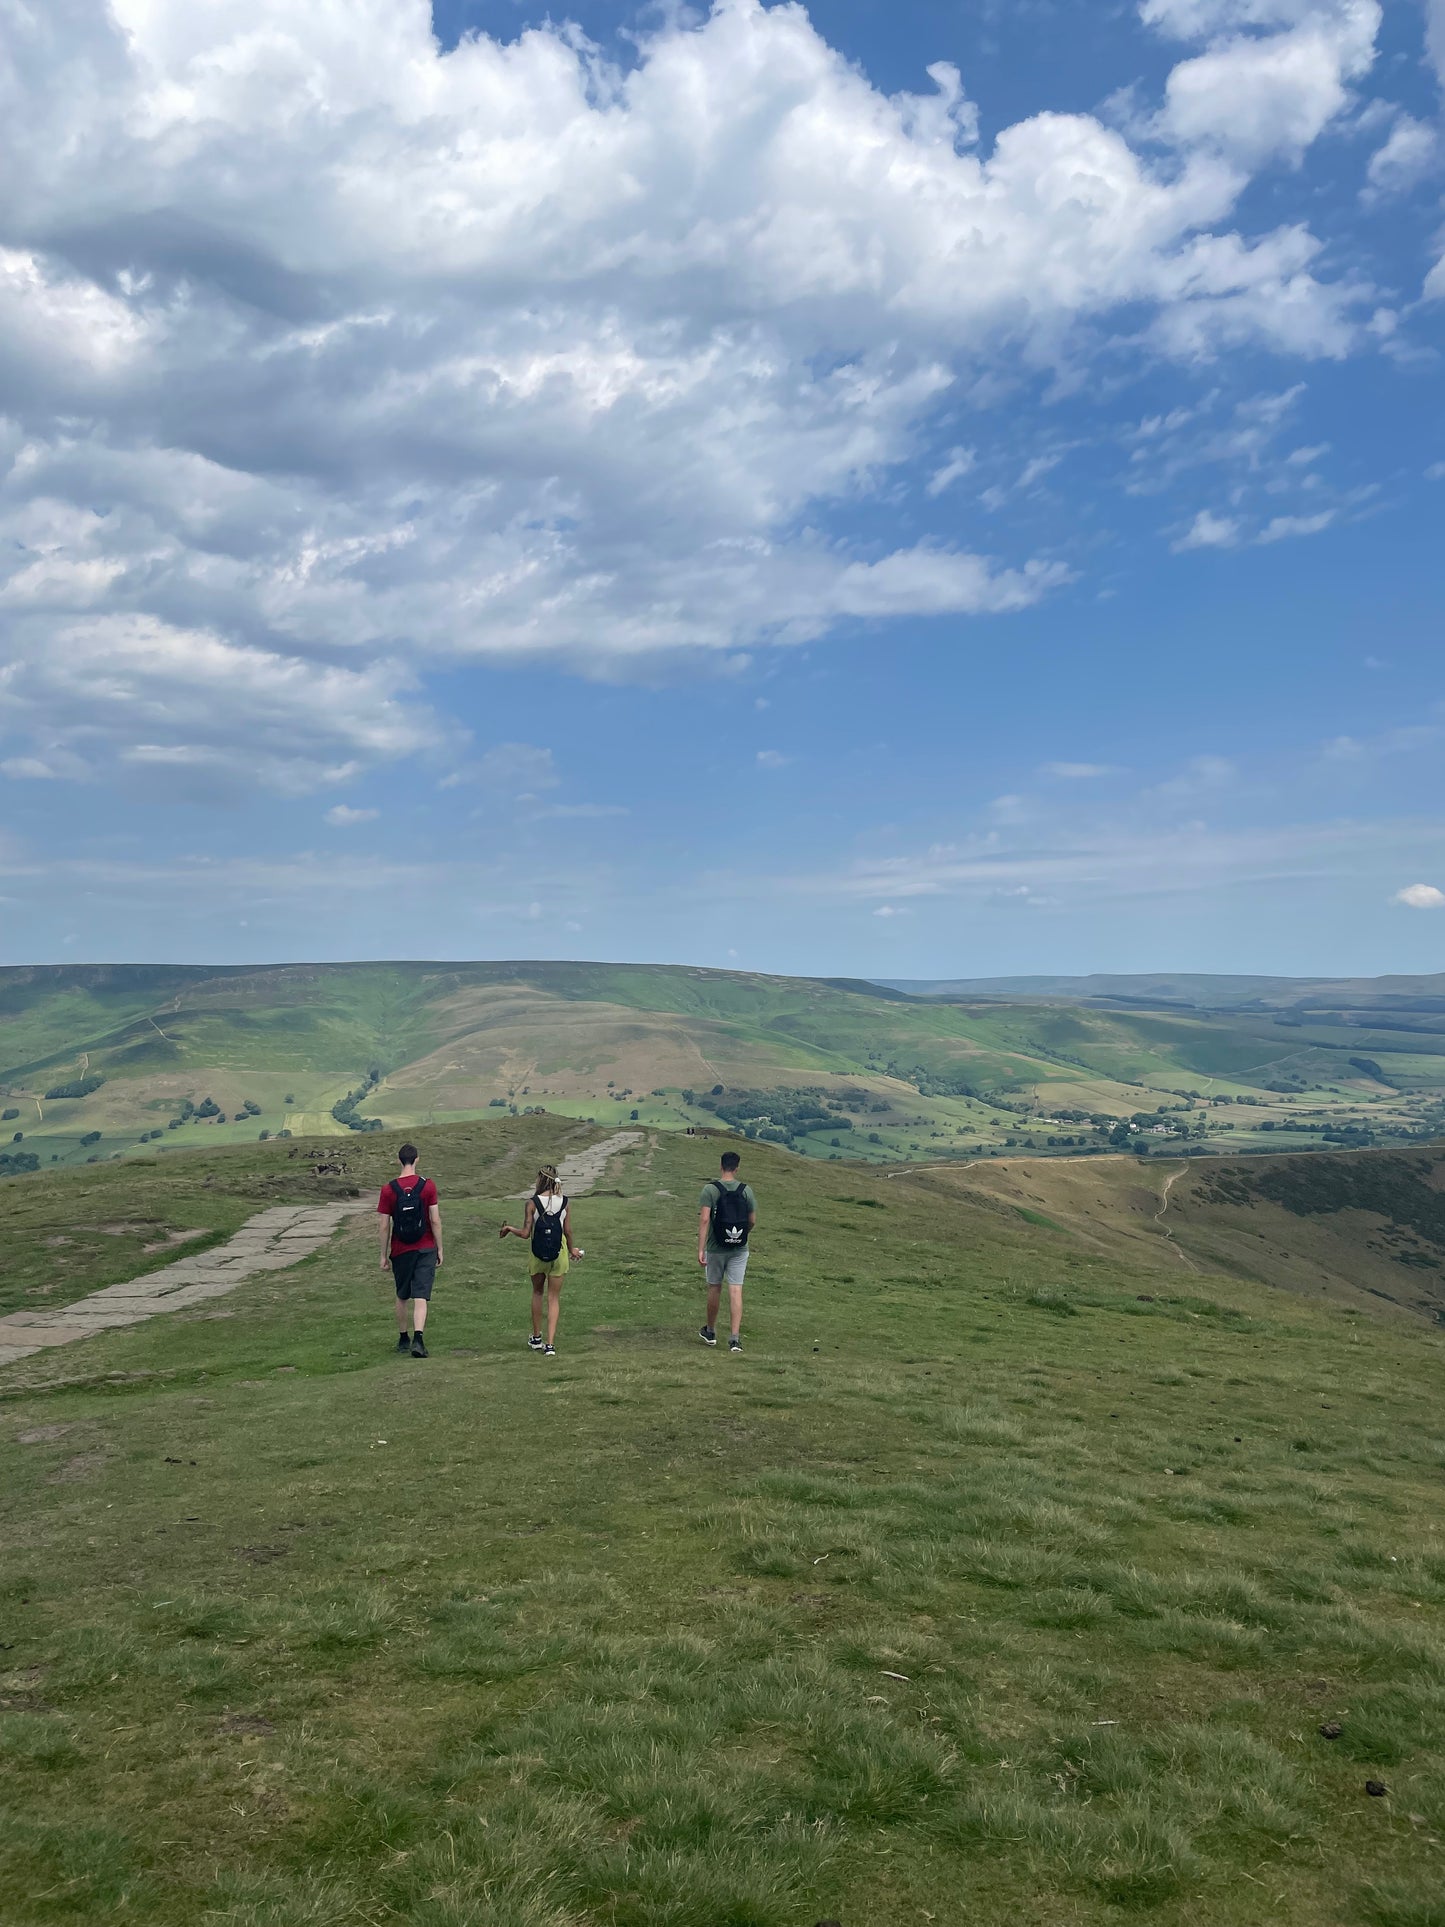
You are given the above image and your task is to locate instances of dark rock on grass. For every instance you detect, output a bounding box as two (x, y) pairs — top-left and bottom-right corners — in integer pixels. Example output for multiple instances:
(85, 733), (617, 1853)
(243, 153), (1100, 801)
(1365, 1780), (1388, 1797)
(1319, 1721), (1343, 1739)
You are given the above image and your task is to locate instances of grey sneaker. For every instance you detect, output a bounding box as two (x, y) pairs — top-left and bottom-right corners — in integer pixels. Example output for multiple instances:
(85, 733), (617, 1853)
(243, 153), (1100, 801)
(544, 1344), (556, 1358)
(729, 1335), (742, 1353)
(699, 1326), (717, 1346)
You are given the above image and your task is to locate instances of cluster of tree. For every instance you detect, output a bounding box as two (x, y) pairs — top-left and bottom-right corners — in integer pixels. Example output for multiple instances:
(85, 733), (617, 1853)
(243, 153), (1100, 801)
(1, 1107), (19, 1121)
(333, 1069), (384, 1132)
(79, 1130), (102, 1147)
(1348, 1056), (1392, 1085)
(44, 1073), (105, 1100)
(0, 1150), (40, 1175)
(882, 1060), (993, 1100)
(692, 1085), (854, 1146)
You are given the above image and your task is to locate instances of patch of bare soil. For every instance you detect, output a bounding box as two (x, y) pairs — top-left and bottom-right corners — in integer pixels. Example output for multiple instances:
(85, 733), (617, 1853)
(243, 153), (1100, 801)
(47, 1450), (108, 1483)
(218, 1712), (276, 1736)
(142, 1228), (209, 1254)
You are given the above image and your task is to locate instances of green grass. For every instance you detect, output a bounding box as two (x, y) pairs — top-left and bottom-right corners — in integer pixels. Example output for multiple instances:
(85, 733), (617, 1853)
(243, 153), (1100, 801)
(2, 1121), (1444, 1924)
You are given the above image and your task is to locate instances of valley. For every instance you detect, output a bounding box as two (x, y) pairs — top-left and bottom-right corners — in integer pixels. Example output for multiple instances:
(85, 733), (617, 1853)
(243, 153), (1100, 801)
(3, 960), (1441, 1176)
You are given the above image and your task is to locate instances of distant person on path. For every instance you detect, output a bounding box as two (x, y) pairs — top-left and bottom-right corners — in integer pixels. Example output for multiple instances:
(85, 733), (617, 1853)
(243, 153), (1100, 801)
(378, 1142), (442, 1358)
(500, 1164), (580, 1357)
(698, 1150), (757, 1353)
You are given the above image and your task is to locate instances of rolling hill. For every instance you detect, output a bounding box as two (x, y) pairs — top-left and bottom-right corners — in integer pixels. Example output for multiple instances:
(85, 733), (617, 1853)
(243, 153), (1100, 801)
(1, 959), (1442, 1174)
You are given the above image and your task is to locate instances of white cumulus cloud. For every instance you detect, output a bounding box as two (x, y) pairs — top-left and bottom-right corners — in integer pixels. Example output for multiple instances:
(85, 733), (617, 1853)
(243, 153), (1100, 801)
(0, 0), (1385, 791)
(1392, 882), (1445, 908)
(1364, 113), (1438, 200)
(1174, 508), (1241, 548)
(1153, 1), (1380, 167)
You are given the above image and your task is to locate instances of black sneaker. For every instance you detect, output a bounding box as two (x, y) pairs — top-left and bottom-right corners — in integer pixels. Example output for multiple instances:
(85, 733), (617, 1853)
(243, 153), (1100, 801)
(543, 1343), (556, 1357)
(527, 1333), (545, 1351)
(729, 1335), (742, 1353)
(396, 1332), (412, 1353)
(699, 1326), (717, 1347)
(411, 1334), (428, 1358)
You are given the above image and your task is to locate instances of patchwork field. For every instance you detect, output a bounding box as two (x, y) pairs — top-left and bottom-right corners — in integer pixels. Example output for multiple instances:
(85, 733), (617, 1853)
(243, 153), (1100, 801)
(3, 961), (1442, 1174)
(2, 1121), (1444, 1926)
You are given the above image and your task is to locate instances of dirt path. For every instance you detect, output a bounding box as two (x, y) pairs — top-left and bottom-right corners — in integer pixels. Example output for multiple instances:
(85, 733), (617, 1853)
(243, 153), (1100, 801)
(0, 1201), (370, 1369)
(511, 1130), (643, 1199)
(1153, 1162), (1198, 1269)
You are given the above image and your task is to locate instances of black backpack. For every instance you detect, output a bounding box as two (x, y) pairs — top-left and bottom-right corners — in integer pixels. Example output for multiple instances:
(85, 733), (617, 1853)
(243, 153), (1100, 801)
(710, 1181), (750, 1249)
(531, 1193), (566, 1263)
(389, 1177), (430, 1245)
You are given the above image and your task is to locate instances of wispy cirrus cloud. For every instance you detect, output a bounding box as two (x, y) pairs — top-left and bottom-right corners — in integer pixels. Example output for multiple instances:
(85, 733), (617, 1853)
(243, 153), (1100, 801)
(1039, 761), (1124, 779)
(794, 814), (1445, 912)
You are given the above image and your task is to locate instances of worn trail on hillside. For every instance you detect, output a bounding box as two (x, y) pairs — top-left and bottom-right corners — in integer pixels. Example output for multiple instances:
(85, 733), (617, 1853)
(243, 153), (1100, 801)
(511, 1129), (643, 1198)
(0, 1202), (370, 1368)
(1153, 1162), (1199, 1269)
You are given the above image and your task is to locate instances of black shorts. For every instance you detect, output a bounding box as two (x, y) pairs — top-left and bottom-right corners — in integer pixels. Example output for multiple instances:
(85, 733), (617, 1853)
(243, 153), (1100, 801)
(391, 1249), (437, 1301)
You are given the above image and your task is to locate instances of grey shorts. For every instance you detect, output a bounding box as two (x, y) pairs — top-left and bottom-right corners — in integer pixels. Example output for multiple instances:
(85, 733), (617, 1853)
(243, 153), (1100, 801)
(391, 1249), (437, 1301)
(705, 1248), (749, 1288)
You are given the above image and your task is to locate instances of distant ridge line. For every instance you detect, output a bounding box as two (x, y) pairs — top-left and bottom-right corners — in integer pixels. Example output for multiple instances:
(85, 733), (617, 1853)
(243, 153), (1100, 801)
(871, 971), (1445, 1012)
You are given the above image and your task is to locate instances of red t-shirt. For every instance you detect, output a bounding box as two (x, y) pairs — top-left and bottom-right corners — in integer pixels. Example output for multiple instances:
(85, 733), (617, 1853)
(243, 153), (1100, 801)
(377, 1175), (438, 1253)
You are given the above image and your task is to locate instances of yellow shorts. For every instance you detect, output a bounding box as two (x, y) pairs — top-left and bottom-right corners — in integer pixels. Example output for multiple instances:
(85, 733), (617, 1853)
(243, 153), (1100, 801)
(529, 1248), (569, 1278)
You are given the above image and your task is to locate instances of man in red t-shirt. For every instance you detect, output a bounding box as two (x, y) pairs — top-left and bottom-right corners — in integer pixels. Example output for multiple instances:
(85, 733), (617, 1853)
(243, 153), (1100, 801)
(377, 1142), (442, 1358)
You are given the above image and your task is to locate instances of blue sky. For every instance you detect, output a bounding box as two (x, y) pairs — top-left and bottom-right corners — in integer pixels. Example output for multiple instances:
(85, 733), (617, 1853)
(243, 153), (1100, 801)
(1, 0), (1442, 978)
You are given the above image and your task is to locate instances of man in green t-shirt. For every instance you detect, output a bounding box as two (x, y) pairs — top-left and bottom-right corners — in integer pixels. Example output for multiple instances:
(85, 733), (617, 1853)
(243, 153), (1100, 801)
(697, 1150), (757, 1353)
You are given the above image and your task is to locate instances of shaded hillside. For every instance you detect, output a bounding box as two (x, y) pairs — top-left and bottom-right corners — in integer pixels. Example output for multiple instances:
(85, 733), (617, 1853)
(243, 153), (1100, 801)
(952, 1143), (1445, 1324)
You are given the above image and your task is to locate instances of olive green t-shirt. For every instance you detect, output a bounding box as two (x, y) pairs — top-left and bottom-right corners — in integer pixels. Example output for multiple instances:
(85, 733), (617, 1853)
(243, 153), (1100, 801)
(699, 1179), (758, 1253)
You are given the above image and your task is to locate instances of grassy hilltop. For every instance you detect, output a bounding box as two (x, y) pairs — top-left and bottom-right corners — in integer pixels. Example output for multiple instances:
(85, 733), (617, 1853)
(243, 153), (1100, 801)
(3, 959), (1442, 1175)
(2, 1119), (1444, 1926)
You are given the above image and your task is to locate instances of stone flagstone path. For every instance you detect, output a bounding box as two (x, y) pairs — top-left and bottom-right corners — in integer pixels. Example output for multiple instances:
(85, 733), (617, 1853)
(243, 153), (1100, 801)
(513, 1129), (643, 1198)
(0, 1131), (646, 1370)
(0, 1202), (370, 1368)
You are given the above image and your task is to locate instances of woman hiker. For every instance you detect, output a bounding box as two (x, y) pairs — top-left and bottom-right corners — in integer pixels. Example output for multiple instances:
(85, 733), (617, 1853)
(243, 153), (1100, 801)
(500, 1164), (581, 1356)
